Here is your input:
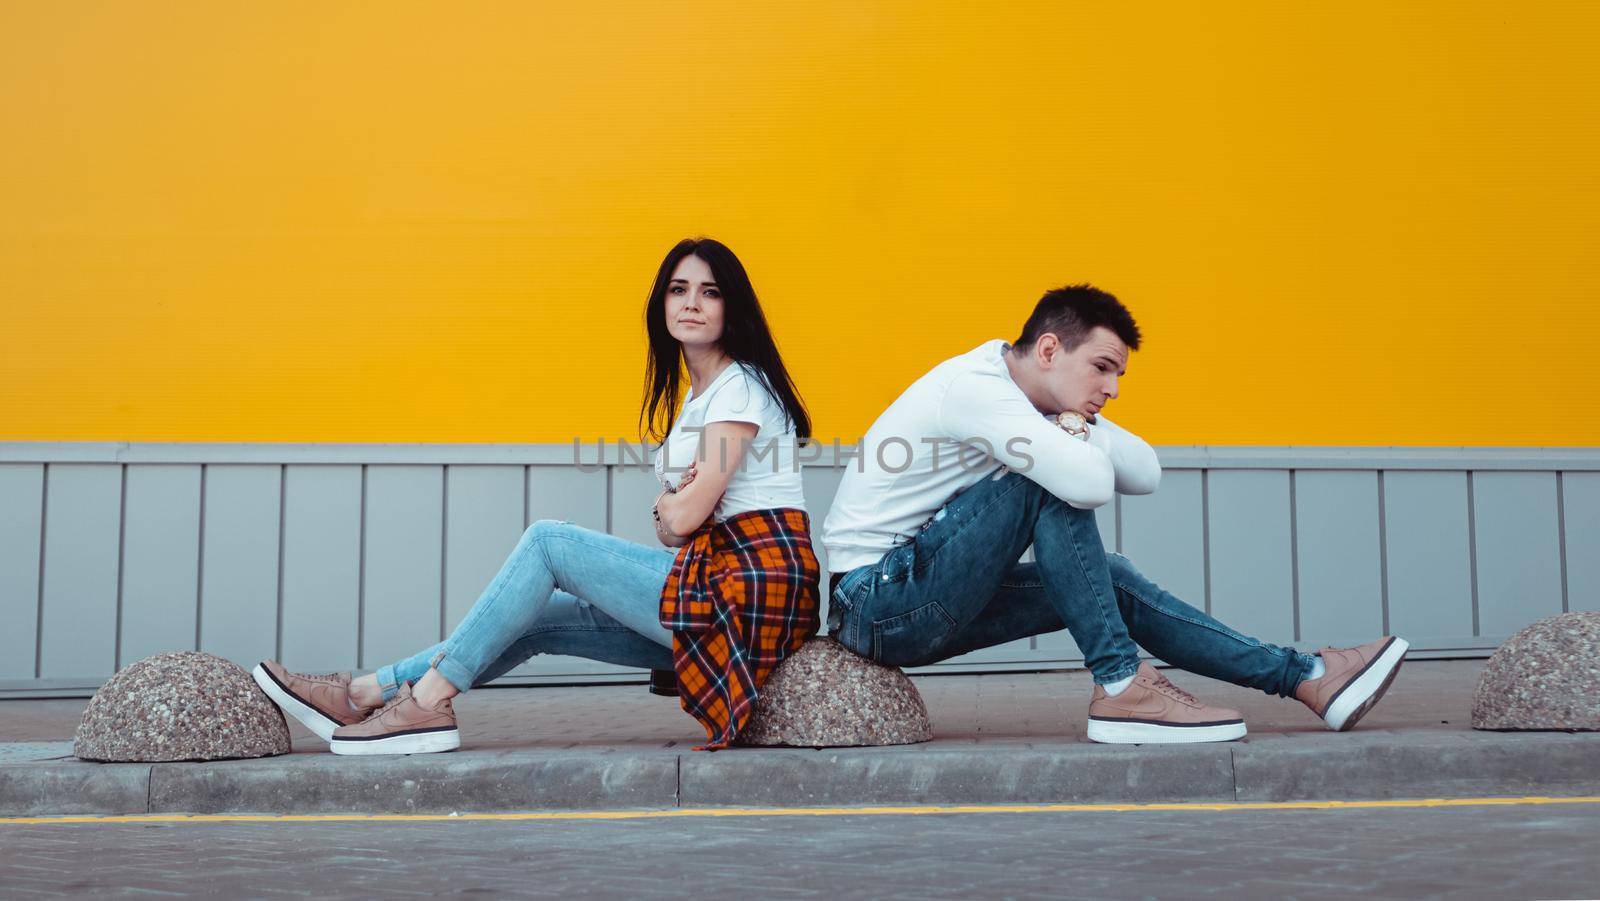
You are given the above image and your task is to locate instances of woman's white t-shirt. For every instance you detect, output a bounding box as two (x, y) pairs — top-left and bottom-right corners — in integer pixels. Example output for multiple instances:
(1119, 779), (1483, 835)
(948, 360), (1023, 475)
(652, 361), (808, 522)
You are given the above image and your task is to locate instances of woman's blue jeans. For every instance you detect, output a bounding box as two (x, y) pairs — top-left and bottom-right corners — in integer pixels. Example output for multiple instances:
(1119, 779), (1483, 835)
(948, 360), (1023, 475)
(376, 520), (675, 701)
(828, 470), (1318, 698)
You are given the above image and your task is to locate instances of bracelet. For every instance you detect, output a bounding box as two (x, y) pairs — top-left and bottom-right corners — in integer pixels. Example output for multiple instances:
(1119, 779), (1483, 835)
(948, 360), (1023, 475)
(652, 486), (675, 530)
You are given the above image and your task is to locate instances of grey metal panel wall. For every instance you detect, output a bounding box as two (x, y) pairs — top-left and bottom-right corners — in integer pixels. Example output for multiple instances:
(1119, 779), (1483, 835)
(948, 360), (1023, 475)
(1, 443), (1597, 697)
(1472, 472), (1564, 638)
(0, 464), (44, 680)
(1207, 471), (1295, 645)
(1566, 473), (1600, 612)
(800, 465), (844, 575)
(444, 465), (524, 632)
(800, 465), (845, 634)
(1119, 469), (1207, 610)
(1382, 472), (1475, 643)
(608, 465), (663, 547)
(525, 465), (607, 533)
(1293, 471), (1384, 647)
(280, 465), (362, 673)
(198, 465), (281, 669)
(38, 464), (121, 679)
(120, 465), (201, 667)
(361, 466), (444, 670)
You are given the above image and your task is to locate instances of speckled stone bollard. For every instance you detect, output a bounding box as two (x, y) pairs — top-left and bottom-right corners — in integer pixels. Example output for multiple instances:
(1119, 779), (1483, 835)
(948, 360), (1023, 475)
(1472, 612), (1600, 731)
(74, 651), (291, 762)
(737, 638), (933, 747)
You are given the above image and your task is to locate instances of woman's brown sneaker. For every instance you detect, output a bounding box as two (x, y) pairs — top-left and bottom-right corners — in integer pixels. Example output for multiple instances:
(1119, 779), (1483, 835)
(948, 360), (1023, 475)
(1087, 662), (1248, 744)
(328, 682), (460, 756)
(1295, 636), (1409, 731)
(252, 660), (376, 742)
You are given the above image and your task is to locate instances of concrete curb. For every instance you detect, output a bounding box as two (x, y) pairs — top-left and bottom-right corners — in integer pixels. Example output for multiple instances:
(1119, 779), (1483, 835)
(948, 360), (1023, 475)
(2, 732), (1597, 817)
(680, 745), (1239, 807)
(1230, 731), (1600, 801)
(0, 760), (151, 817)
(148, 751), (680, 815)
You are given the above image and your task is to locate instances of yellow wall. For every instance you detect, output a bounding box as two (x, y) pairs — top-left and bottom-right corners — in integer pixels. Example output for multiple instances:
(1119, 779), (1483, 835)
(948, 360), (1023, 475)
(2, 2), (1597, 446)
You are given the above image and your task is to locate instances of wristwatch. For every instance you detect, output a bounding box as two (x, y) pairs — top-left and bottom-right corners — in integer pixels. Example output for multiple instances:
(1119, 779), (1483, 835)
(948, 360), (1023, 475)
(1055, 411), (1089, 441)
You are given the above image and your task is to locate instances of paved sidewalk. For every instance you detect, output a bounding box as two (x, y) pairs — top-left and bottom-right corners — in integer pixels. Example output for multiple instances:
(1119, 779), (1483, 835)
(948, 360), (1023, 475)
(2, 660), (1597, 815)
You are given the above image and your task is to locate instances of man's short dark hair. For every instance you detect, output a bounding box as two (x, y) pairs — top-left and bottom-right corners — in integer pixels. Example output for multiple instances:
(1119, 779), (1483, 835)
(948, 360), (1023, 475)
(1012, 284), (1141, 354)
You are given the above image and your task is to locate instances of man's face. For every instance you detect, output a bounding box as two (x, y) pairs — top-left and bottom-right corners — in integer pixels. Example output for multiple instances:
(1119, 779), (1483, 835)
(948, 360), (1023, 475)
(1037, 325), (1129, 418)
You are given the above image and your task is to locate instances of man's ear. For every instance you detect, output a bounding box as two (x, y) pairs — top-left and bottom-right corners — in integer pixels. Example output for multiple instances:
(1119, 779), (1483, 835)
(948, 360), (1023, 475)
(1036, 333), (1060, 366)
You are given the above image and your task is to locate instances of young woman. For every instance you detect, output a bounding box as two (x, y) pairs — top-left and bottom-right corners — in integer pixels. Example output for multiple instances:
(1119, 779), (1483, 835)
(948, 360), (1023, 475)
(253, 238), (820, 753)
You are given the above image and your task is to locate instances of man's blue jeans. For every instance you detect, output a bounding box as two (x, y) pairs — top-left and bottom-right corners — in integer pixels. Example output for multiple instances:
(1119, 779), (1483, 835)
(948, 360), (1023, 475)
(376, 520), (674, 702)
(828, 470), (1318, 697)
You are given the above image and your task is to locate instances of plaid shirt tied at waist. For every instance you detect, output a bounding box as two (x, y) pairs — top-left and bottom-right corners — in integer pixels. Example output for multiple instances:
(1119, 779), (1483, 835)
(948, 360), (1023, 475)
(658, 507), (820, 750)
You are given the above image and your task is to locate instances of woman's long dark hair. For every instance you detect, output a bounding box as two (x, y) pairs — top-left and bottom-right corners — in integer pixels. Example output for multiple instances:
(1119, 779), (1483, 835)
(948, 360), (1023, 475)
(639, 238), (812, 445)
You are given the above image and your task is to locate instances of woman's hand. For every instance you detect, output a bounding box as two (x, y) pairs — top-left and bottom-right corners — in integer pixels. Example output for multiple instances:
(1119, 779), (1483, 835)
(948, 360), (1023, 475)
(653, 487), (690, 548)
(678, 460), (699, 491)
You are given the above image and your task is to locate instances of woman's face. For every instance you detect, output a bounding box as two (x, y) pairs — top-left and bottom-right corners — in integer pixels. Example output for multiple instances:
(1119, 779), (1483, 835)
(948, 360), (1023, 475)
(664, 254), (725, 348)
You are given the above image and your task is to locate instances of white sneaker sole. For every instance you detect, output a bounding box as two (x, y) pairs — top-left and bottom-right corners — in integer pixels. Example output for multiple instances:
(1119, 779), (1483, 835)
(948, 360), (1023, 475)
(1086, 718), (1247, 744)
(252, 663), (341, 742)
(329, 729), (461, 756)
(1323, 637), (1410, 731)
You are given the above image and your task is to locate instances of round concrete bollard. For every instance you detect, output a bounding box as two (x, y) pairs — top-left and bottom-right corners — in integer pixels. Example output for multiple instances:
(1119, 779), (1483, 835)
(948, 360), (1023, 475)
(737, 637), (933, 747)
(74, 651), (292, 762)
(1471, 612), (1600, 731)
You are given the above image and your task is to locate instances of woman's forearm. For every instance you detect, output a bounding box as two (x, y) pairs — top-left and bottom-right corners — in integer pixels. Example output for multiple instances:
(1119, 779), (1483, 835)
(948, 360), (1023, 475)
(656, 489), (711, 543)
(654, 515), (691, 547)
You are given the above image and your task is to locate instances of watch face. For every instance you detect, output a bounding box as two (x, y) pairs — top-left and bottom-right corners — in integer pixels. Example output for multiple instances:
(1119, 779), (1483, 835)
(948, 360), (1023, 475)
(1057, 411), (1085, 430)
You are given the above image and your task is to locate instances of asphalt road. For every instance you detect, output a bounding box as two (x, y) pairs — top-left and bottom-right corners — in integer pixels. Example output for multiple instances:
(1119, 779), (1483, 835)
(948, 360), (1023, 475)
(3, 798), (1598, 899)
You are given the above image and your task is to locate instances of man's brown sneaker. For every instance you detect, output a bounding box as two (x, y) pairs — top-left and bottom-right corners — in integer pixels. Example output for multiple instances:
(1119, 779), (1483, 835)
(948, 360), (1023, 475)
(1295, 636), (1409, 731)
(1087, 662), (1247, 744)
(328, 681), (460, 756)
(252, 660), (376, 742)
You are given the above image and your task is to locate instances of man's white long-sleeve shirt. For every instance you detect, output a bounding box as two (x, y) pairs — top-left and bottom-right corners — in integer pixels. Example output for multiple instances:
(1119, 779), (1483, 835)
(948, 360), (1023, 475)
(820, 339), (1161, 574)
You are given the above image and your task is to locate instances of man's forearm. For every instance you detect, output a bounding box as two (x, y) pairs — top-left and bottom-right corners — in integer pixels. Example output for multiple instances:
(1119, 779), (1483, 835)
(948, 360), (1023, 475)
(1086, 415), (1161, 496)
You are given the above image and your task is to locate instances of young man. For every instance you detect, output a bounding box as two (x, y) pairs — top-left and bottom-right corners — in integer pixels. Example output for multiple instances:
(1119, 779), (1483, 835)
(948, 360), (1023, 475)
(820, 285), (1408, 743)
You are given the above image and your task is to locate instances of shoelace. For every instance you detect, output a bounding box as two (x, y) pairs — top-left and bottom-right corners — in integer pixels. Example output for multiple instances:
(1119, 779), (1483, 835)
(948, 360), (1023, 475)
(289, 670), (346, 685)
(1148, 672), (1198, 706)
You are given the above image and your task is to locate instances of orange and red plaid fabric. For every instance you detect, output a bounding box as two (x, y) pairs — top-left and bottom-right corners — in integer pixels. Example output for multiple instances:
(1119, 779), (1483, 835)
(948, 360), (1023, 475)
(658, 507), (820, 750)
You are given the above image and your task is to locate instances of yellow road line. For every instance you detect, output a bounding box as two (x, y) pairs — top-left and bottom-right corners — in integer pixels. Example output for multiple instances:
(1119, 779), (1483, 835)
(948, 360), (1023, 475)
(3, 796), (1599, 826)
